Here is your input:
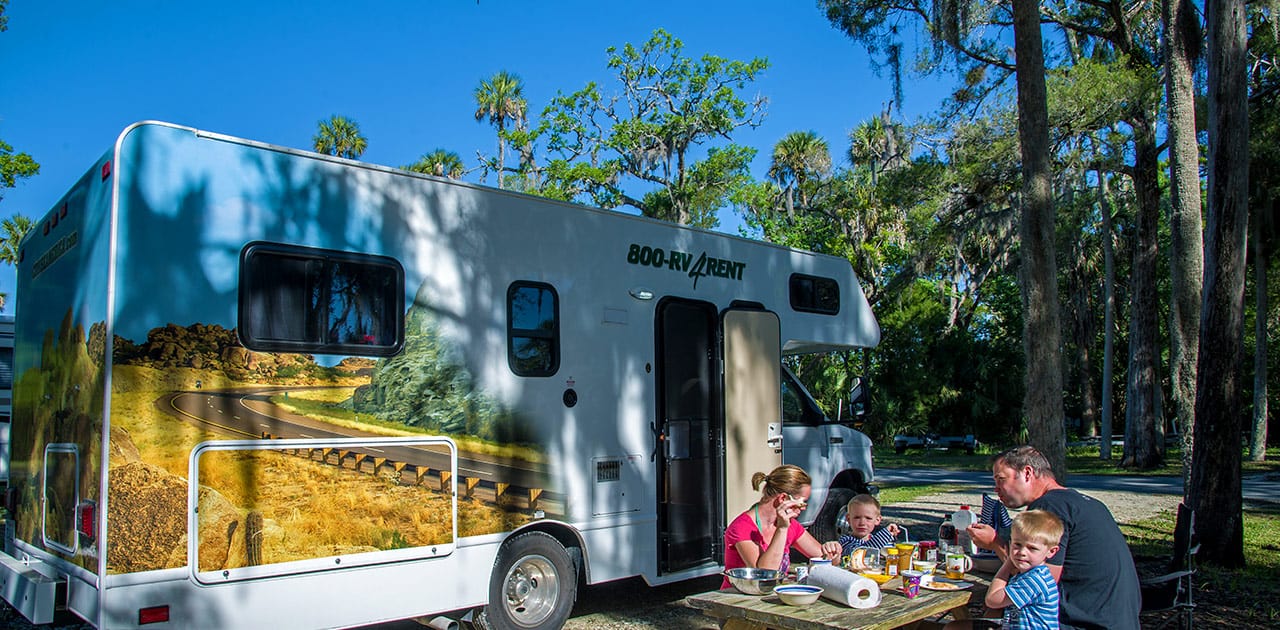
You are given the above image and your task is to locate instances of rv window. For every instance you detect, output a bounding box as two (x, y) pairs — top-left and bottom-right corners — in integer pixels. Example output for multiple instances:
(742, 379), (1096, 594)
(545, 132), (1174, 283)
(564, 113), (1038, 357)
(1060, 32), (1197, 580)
(239, 242), (404, 357)
(507, 282), (559, 376)
(789, 274), (841, 315)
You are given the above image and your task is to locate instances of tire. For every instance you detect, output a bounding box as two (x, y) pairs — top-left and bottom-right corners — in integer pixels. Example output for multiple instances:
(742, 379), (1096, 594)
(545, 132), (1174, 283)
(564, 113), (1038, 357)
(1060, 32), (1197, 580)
(808, 487), (857, 545)
(485, 531), (577, 630)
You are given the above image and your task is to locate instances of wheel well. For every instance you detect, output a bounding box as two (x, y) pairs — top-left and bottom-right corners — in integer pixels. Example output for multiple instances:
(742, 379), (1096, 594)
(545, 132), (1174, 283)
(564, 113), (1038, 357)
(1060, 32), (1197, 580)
(510, 521), (588, 585)
(829, 468), (870, 494)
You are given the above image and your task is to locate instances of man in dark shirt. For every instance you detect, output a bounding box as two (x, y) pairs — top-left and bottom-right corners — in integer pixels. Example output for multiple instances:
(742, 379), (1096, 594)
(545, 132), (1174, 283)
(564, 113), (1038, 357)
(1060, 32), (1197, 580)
(968, 446), (1141, 630)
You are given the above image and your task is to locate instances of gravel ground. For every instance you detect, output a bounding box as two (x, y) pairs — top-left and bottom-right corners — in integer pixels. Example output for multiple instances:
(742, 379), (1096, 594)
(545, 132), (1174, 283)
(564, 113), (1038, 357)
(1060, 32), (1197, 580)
(0, 484), (1194, 630)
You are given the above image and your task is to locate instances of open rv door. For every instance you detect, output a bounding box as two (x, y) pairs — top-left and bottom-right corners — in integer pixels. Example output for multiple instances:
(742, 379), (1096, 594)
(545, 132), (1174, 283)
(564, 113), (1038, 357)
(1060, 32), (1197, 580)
(721, 307), (782, 532)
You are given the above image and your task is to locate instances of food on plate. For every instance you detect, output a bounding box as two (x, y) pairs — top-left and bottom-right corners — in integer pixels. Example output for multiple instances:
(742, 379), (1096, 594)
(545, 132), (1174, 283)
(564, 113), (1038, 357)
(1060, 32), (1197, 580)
(857, 571), (894, 584)
(921, 580), (973, 591)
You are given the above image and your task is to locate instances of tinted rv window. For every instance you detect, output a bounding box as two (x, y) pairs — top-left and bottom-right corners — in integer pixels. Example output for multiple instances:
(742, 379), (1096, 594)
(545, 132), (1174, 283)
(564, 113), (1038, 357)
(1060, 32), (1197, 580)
(789, 274), (840, 315)
(508, 282), (559, 376)
(239, 242), (404, 356)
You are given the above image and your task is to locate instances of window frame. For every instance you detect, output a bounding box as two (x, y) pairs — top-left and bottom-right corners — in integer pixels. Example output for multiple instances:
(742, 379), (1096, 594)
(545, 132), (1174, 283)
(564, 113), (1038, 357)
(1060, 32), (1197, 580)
(788, 273), (841, 315)
(238, 241), (405, 357)
(506, 281), (560, 377)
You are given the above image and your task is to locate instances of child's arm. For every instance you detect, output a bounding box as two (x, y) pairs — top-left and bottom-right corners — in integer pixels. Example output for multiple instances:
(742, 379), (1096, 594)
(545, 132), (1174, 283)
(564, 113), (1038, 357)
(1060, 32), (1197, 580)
(983, 557), (1016, 609)
(885, 523), (900, 538)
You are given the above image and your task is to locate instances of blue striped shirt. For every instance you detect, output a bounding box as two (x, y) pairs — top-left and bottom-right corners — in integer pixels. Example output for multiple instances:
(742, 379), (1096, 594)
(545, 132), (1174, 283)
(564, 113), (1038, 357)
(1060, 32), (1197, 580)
(1002, 564), (1060, 630)
(837, 526), (897, 557)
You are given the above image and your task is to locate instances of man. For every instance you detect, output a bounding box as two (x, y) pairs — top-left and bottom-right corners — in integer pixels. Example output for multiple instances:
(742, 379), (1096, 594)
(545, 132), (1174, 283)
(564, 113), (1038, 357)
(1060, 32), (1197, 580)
(968, 446), (1141, 630)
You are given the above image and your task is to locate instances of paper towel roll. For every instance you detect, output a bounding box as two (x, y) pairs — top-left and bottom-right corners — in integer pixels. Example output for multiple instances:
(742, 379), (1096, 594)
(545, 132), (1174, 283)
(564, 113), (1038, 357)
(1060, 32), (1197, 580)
(806, 564), (882, 608)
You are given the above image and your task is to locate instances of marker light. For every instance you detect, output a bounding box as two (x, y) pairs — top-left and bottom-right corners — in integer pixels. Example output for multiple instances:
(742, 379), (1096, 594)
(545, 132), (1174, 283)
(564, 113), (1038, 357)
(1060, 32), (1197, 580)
(138, 605), (170, 625)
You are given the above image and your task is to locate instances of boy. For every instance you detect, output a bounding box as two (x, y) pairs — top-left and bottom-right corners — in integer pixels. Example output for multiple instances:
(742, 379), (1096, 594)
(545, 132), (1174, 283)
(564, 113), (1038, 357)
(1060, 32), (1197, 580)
(984, 509), (1063, 629)
(837, 494), (901, 557)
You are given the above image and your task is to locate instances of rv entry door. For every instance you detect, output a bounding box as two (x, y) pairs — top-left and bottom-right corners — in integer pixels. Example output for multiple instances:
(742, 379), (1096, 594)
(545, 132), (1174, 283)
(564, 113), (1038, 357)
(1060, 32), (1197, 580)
(656, 299), (722, 574)
(721, 308), (782, 532)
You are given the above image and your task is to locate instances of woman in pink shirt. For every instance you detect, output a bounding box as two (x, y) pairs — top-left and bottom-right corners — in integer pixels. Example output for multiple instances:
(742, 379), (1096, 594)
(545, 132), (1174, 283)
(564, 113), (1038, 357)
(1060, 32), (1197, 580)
(723, 464), (842, 587)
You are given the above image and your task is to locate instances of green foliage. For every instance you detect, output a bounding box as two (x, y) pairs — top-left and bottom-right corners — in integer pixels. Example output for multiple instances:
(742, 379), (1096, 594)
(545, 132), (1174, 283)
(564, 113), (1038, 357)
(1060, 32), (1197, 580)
(0, 138), (39, 197)
(0, 213), (32, 266)
(357, 303), (535, 445)
(474, 70), (526, 187)
(404, 149), (465, 179)
(533, 29), (768, 226)
(312, 115), (368, 159)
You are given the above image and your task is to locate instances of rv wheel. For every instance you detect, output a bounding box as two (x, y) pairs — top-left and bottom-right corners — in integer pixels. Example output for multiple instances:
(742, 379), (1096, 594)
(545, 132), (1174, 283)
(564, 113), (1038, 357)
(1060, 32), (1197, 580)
(486, 531), (577, 630)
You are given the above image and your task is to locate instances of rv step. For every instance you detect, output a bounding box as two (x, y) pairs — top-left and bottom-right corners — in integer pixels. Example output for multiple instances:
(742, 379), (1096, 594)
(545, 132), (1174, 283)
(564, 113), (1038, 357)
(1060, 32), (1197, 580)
(0, 551), (60, 625)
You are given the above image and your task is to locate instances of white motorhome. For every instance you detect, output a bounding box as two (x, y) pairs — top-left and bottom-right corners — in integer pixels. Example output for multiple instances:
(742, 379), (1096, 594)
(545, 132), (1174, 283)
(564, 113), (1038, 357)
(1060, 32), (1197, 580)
(0, 121), (880, 629)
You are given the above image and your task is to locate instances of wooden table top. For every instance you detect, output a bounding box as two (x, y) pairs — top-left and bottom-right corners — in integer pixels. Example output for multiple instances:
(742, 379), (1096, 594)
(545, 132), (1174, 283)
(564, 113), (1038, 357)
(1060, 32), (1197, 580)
(686, 574), (985, 630)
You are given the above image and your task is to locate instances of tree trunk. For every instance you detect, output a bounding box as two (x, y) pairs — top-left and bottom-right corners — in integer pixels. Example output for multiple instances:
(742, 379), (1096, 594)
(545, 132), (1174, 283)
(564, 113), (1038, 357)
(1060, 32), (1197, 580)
(1012, 0), (1066, 479)
(1099, 169), (1117, 461)
(1163, 0), (1205, 486)
(1251, 231), (1269, 462)
(1123, 113), (1164, 469)
(1191, 0), (1248, 569)
(1072, 262), (1099, 439)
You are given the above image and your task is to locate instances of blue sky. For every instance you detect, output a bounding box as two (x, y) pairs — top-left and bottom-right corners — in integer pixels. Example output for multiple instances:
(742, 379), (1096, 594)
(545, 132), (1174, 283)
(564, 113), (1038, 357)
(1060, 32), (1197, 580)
(0, 0), (950, 307)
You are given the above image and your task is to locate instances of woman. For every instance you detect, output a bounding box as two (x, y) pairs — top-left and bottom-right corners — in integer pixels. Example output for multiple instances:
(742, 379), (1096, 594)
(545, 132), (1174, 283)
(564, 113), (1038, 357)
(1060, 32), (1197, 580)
(723, 464), (842, 586)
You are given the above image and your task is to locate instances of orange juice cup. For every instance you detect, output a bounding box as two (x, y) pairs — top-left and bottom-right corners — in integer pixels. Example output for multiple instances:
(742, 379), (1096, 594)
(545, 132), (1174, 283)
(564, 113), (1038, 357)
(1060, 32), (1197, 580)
(895, 543), (916, 573)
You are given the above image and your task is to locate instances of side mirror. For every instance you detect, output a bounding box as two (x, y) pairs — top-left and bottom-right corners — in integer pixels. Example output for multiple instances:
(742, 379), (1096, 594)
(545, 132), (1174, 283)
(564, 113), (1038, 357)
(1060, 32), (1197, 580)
(848, 376), (870, 418)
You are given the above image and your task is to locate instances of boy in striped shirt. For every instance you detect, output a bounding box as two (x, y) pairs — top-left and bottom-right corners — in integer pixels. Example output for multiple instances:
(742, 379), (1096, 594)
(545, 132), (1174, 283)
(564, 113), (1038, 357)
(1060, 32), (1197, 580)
(837, 494), (901, 557)
(985, 509), (1063, 629)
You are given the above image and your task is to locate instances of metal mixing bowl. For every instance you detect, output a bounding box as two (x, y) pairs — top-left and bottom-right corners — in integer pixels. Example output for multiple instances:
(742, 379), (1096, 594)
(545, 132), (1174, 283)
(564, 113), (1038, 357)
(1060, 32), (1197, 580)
(723, 567), (780, 595)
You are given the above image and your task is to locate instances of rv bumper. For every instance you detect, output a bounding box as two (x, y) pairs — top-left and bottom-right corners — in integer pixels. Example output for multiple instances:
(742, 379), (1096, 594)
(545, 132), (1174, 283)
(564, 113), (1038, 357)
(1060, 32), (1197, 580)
(0, 550), (59, 624)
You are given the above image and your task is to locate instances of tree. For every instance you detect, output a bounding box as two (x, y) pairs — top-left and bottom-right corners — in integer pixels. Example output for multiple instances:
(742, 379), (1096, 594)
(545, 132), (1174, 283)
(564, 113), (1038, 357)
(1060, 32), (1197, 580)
(1163, 0), (1205, 484)
(821, 0), (1070, 473)
(473, 71), (526, 188)
(1247, 6), (1280, 462)
(0, 214), (32, 311)
(1011, 0), (1066, 478)
(0, 139), (39, 199)
(538, 29), (768, 227)
(312, 115), (368, 159)
(768, 131), (831, 216)
(1190, 0), (1249, 569)
(405, 150), (465, 179)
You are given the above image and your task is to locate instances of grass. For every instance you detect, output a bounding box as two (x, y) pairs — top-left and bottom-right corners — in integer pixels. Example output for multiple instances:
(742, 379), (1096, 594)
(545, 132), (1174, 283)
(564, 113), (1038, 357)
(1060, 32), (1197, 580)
(874, 444), (1280, 477)
(1122, 506), (1280, 626)
(875, 484), (971, 504)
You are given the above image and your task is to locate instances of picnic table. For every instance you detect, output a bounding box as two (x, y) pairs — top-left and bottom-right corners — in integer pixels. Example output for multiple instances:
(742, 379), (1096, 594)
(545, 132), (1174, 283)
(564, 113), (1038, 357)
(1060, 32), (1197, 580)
(686, 574), (990, 630)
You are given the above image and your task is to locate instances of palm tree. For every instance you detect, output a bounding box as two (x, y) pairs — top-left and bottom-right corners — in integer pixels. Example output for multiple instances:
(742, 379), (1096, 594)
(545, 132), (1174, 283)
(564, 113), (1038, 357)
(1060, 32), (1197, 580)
(768, 131), (831, 216)
(0, 214), (32, 266)
(0, 214), (33, 313)
(404, 150), (465, 179)
(474, 71), (526, 187)
(312, 115), (368, 159)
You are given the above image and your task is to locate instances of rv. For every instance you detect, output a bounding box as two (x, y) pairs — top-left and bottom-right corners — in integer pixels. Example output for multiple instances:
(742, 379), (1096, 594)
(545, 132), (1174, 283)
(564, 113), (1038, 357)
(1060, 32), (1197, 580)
(0, 314), (12, 485)
(0, 121), (880, 629)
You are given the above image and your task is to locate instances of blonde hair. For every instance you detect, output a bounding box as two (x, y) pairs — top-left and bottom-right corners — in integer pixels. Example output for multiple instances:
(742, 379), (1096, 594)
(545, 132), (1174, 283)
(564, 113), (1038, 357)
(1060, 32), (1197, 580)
(751, 465), (811, 498)
(845, 493), (882, 515)
(1011, 509), (1064, 547)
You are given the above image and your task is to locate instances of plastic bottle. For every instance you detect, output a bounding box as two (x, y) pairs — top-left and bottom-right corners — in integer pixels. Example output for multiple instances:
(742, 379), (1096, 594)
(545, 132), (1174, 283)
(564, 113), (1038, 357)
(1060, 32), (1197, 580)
(938, 513), (956, 549)
(951, 505), (976, 554)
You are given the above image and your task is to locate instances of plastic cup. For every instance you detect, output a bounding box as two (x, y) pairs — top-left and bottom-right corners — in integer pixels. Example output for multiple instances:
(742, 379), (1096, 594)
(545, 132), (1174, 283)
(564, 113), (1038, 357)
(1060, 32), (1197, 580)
(900, 570), (923, 598)
(895, 543), (916, 573)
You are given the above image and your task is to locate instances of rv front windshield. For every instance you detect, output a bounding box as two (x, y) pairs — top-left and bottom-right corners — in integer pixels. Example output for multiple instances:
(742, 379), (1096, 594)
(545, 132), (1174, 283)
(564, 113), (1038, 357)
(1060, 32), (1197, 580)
(780, 364), (832, 427)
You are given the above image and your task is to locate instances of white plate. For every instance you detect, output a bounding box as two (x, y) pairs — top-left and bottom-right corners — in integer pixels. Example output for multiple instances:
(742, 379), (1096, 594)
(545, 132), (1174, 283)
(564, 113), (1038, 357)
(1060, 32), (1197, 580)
(921, 580), (973, 591)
